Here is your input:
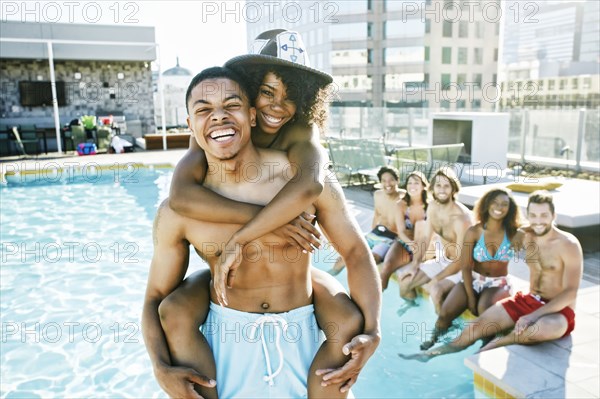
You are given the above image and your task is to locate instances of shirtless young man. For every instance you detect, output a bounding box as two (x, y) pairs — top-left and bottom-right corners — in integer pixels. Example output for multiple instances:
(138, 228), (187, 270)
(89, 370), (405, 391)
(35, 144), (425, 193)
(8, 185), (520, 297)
(398, 168), (473, 315)
(142, 67), (381, 398)
(400, 190), (582, 360)
(328, 166), (403, 275)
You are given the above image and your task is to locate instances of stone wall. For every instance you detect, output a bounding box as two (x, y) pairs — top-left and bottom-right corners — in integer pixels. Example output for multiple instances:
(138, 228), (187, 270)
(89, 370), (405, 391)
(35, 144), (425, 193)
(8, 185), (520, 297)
(0, 59), (155, 136)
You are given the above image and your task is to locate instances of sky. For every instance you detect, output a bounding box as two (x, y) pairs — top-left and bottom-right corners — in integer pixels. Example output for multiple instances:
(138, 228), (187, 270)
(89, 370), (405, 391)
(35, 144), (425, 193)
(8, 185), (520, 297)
(1, 0), (251, 73)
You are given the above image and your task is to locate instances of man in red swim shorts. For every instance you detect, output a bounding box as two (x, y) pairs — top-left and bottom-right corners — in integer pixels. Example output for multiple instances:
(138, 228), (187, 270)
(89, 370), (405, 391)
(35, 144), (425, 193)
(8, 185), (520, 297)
(399, 190), (582, 360)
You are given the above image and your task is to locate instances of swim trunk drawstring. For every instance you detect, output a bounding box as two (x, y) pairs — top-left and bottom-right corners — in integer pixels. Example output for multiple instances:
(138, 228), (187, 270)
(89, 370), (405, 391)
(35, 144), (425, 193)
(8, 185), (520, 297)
(249, 314), (288, 386)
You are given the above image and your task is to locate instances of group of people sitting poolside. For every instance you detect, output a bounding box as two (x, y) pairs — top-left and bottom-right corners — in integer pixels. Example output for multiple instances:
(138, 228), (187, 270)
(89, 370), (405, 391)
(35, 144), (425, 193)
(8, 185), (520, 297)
(141, 28), (583, 398)
(332, 164), (583, 361)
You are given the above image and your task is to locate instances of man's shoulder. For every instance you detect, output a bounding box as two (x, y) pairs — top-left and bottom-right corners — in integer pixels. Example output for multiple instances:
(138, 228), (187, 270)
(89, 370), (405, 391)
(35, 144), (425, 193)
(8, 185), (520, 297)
(553, 229), (582, 253)
(153, 198), (186, 242)
(156, 199), (185, 225)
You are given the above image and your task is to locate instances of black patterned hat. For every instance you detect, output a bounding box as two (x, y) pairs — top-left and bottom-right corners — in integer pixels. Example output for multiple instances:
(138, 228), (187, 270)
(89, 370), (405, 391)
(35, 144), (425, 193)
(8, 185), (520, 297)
(225, 29), (333, 85)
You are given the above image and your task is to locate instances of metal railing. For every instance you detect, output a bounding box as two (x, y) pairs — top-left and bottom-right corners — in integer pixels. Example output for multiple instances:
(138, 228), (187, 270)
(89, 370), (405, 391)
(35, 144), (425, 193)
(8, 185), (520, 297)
(327, 107), (600, 172)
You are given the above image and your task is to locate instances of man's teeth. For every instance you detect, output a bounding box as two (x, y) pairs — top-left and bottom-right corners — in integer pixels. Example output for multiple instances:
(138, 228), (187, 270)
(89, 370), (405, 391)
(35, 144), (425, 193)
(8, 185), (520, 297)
(211, 128), (235, 141)
(264, 114), (282, 123)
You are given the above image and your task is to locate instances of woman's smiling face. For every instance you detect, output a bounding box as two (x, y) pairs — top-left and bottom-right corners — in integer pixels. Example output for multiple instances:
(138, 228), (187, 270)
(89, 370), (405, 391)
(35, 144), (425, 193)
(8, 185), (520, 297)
(254, 72), (297, 135)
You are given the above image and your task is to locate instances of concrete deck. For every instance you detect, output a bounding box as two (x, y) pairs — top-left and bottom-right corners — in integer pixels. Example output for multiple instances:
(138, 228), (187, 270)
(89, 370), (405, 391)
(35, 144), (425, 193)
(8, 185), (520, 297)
(457, 177), (600, 229)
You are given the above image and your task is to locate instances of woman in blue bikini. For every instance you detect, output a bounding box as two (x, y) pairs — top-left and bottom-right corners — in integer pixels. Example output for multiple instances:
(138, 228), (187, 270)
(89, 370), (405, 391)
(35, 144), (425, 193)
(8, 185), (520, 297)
(420, 188), (523, 350)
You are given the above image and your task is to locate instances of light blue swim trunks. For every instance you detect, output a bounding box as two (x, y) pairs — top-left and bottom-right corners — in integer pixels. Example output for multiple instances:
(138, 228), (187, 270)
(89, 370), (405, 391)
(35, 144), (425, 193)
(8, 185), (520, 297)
(202, 302), (324, 399)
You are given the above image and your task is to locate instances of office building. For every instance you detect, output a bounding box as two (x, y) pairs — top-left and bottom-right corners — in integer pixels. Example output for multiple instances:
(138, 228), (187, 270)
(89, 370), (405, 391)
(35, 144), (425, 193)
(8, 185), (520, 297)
(245, 0), (500, 111)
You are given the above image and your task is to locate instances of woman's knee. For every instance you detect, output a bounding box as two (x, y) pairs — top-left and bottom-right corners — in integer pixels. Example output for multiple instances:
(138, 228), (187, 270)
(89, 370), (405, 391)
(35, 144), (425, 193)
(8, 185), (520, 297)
(158, 291), (196, 331)
(333, 305), (365, 343)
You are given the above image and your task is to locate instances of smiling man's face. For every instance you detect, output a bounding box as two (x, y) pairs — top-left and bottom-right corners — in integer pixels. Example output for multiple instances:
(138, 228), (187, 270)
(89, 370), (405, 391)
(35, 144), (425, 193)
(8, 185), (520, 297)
(187, 78), (256, 161)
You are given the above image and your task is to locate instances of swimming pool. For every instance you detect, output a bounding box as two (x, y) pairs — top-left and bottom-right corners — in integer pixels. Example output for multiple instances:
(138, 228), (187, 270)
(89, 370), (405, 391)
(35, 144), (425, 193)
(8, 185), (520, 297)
(1, 166), (477, 398)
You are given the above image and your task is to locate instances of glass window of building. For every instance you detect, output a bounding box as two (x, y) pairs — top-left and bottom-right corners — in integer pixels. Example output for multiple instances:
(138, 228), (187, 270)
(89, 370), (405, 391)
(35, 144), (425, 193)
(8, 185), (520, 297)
(583, 77), (591, 89)
(492, 74), (497, 84)
(474, 48), (483, 64)
(443, 21), (453, 37)
(333, 75), (373, 91)
(386, 0), (407, 11)
(473, 73), (482, 88)
(425, 19), (431, 33)
(457, 99), (466, 108)
(368, 49), (373, 64)
(330, 49), (369, 66)
(459, 21), (468, 38)
(424, 73), (429, 88)
(457, 73), (467, 89)
(386, 19), (425, 38)
(442, 47), (452, 64)
(472, 99), (481, 108)
(440, 100), (450, 109)
(548, 80), (555, 90)
(475, 21), (483, 39)
(572, 78), (578, 89)
(330, 23), (367, 40)
(337, 1), (368, 15)
(537, 80), (544, 90)
(385, 47), (425, 64)
(385, 73), (425, 90)
(425, 46), (430, 61)
(494, 48), (498, 61)
(368, 22), (373, 38)
(441, 73), (452, 89)
(458, 47), (468, 64)
(560, 79), (567, 90)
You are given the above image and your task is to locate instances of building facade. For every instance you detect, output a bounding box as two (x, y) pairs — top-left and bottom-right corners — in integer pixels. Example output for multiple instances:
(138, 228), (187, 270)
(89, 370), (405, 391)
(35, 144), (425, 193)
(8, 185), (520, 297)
(246, 0), (500, 111)
(153, 58), (192, 128)
(0, 20), (157, 137)
(500, 1), (600, 109)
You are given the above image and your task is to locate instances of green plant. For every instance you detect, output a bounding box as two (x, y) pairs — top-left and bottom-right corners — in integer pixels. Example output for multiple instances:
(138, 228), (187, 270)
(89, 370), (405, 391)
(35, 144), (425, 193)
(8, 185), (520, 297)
(81, 115), (97, 130)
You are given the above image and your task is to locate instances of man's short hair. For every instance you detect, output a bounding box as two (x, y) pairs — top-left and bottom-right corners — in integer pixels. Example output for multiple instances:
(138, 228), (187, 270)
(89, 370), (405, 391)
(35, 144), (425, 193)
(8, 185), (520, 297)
(185, 66), (253, 114)
(429, 167), (461, 199)
(377, 166), (399, 182)
(528, 190), (555, 214)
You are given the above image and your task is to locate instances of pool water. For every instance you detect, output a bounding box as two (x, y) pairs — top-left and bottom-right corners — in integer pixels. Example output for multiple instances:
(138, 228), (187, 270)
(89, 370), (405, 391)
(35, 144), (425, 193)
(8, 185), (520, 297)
(1, 167), (477, 398)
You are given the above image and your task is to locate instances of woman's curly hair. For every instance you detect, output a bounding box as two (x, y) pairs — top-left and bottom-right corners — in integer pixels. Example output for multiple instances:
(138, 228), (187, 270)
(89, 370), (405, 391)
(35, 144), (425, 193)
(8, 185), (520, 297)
(242, 65), (332, 132)
(473, 188), (522, 238)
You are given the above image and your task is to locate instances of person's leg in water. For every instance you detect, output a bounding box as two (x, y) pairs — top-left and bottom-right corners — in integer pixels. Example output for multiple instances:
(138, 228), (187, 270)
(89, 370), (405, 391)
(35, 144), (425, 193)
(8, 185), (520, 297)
(328, 250), (382, 276)
(380, 241), (412, 290)
(309, 268), (364, 398)
(398, 302), (515, 362)
(426, 278), (457, 315)
(420, 282), (468, 350)
(158, 268), (217, 398)
(327, 255), (347, 276)
(396, 270), (420, 317)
